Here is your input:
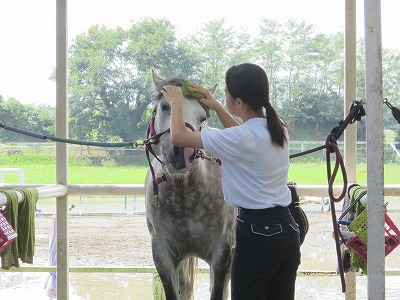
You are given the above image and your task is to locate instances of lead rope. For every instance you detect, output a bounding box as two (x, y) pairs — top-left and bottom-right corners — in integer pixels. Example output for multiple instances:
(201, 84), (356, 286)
(289, 101), (365, 293)
(325, 133), (348, 293)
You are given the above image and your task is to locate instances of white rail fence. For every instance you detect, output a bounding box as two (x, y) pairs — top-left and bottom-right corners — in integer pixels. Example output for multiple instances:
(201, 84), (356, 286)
(2, 183), (400, 208)
(0, 168), (25, 185)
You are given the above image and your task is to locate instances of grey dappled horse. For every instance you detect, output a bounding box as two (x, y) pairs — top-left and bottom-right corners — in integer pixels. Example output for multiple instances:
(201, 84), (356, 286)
(145, 72), (236, 300)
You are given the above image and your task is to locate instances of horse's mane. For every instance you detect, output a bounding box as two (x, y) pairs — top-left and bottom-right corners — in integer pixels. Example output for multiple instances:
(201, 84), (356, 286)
(153, 76), (184, 102)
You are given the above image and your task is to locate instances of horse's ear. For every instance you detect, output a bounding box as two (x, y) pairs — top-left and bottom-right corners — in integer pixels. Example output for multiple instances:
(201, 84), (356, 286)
(152, 70), (164, 86)
(208, 84), (218, 96)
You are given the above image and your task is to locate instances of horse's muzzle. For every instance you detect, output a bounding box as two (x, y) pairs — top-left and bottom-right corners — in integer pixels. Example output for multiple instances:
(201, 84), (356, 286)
(169, 146), (197, 172)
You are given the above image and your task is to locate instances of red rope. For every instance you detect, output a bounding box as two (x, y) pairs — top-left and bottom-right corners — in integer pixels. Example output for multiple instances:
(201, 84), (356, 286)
(290, 134), (348, 292)
(324, 133), (348, 293)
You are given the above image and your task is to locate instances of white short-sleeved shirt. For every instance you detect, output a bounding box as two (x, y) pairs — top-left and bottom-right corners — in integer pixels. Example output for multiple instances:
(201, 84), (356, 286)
(201, 118), (291, 209)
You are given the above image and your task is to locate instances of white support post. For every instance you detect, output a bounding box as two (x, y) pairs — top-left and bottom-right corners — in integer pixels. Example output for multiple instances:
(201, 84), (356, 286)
(364, 1), (385, 299)
(56, 0), (69, 299)
(344, 0), (357, 298)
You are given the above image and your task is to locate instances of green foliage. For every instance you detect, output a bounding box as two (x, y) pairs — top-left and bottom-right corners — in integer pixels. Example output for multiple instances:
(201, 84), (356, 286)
(2, 17), (400, 144)
(0, 98), (55, 142)
(382, 49), (400, 139)
(68, 19), (201, 143)
(0, 150), (55, 165)
(255, 19), (285, 106)
(254, 19), (347, 139)
(184, 19), (255, 127)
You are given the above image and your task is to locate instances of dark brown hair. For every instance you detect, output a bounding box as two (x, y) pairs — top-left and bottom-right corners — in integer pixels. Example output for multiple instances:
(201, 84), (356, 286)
(225, 63), (287, 147)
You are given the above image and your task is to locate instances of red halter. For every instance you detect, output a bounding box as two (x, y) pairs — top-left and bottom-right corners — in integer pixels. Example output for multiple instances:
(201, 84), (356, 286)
(145, 107), (199, 201)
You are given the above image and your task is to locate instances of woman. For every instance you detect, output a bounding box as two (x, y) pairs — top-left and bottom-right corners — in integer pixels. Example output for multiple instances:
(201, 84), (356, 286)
(161, 63), (300, 300)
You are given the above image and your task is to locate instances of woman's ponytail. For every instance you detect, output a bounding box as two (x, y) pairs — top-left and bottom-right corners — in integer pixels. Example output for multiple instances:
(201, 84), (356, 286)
(265, 104), (287, 148)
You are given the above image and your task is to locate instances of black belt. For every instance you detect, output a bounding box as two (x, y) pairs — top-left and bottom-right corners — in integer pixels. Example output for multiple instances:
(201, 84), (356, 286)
(238, 206), (290, 217)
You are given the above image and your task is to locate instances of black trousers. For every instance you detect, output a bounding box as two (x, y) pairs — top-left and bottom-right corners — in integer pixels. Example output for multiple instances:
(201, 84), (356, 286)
(231, 206), (301, 300)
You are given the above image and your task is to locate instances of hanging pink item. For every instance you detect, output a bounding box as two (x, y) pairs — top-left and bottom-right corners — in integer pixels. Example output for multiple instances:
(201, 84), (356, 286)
(0, 211), (18, 254)
(347, 209), (400, 260)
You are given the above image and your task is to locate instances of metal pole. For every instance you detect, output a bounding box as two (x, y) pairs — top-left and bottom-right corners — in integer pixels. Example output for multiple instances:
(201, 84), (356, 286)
(344, 0), (357, 298)
(56, 0), (69, 298)
(364, 1), (385, 299)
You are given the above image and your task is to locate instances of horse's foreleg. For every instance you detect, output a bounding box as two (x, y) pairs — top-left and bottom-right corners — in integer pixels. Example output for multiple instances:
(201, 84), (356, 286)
(152, 240), (180, 300)
(209, 243), (232, 300)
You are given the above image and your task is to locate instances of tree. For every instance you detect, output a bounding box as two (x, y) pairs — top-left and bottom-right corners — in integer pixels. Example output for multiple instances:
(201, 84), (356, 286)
(68, 19), (201, 142)
(254, 19), (285, 107)
(281, 20), (316, 103)
(254, 20), (346, 140)
(187, 19), (254, 127)
(63, 18), (400, 143)
(355, 39), (400, 141)
(382, 48), (400, 141)
(0, 97), (55, 142)
(285, 31), (345, 140)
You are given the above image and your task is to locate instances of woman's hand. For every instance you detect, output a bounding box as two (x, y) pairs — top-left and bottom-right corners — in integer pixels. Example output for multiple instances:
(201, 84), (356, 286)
(190, 83), (239, 128)
(161, 85), (185, 106)
(189, 83), (221, 110)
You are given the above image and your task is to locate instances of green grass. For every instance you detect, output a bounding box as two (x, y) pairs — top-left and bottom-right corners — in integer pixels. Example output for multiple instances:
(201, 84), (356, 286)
(0, 164), (149, 184)
(3, 161), (399, 205)
(288, 162), (400, 185)
(1, 162), (399, 185)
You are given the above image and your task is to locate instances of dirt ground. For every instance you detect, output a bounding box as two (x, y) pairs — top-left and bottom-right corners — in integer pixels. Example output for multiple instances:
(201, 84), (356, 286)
(31, 209), (400, 269)
(1, 208), (400, 299)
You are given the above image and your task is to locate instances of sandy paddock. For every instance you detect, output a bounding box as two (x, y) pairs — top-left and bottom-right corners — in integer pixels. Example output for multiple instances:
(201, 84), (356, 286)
(1, 208), (400, 299)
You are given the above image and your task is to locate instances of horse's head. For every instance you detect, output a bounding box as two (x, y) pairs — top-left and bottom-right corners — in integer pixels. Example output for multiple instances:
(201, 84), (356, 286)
(150, 71), (216, 175)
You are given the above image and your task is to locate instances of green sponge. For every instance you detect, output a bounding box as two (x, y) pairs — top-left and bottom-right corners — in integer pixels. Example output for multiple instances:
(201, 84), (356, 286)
(182, 80), (211, 118)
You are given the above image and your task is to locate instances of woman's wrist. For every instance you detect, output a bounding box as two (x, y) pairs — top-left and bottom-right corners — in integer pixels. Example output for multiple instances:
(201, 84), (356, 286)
(170, 101), (183, 108)
(213, 101), (225, 113)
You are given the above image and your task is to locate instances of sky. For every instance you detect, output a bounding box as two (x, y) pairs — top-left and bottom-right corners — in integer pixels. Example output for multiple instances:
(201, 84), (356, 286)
(0, 0), (399, 106)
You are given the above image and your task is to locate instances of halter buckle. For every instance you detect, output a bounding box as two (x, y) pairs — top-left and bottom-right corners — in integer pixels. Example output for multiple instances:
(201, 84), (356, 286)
(154, 195), (160, 208)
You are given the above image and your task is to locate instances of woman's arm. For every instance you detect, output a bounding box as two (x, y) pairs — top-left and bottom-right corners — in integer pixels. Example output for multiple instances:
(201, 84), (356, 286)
(161, 85), (203, 149)
(190, 83), (239, 128)
(209, 100), (240, 128)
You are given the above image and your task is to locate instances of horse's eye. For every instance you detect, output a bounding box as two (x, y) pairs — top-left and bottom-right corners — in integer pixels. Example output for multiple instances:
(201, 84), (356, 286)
(200, 118), (207, 124)
(161, 104), (170, 111)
